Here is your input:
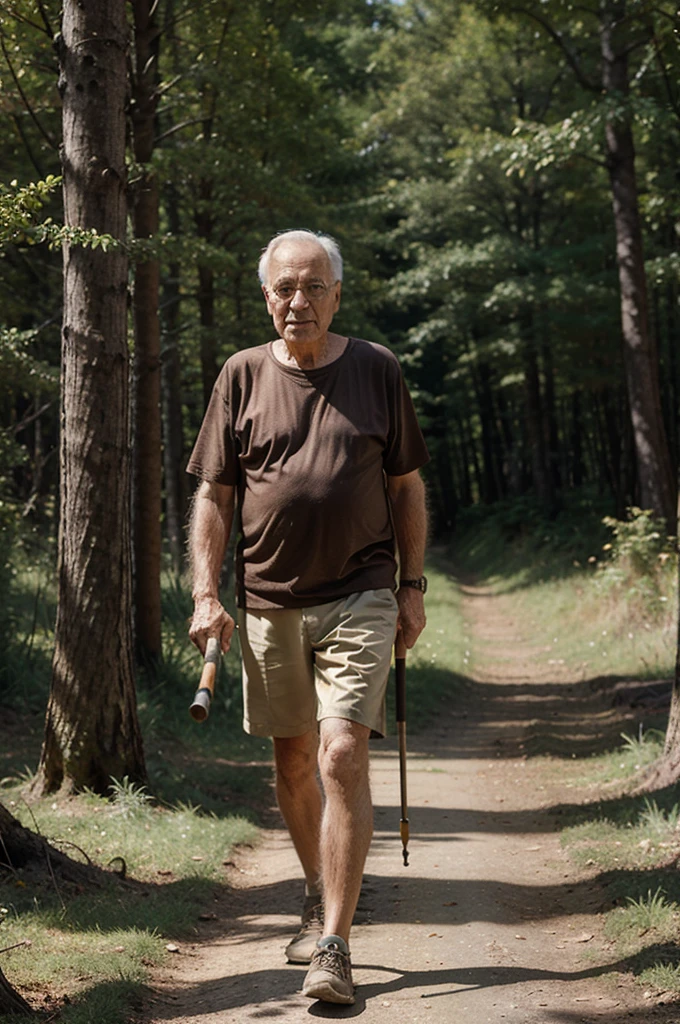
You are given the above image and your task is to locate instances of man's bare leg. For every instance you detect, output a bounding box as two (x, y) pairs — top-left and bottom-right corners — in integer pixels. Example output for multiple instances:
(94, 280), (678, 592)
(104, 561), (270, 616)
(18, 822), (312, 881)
(317, 717), (372, 945)
(273, 730), (322, 890)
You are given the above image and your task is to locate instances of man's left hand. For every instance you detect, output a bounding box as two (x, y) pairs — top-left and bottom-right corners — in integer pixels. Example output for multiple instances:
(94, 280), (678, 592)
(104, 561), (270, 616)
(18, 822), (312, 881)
(396, 586), (426, 649)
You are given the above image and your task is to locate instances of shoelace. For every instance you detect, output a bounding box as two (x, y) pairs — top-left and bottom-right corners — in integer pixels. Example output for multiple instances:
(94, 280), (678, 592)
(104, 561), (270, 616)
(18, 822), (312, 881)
(313, 946), (351, 978)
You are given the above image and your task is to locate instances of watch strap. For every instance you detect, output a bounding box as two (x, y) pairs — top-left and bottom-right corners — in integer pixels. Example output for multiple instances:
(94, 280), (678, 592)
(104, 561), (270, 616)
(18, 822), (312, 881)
(399, 575), (427, 593)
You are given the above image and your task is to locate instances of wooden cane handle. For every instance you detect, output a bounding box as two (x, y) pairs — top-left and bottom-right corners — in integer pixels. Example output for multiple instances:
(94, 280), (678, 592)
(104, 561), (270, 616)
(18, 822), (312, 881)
(189, 637), (221, 722)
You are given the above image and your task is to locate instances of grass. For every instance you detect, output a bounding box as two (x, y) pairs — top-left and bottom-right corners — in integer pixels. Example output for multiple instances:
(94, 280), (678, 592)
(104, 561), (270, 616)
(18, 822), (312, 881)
(0, 539), (468, 1020)
(3, 492), (677, 1009)
(455, 497), (680, 998)
(455, 493), (677, 687)
(0, 551), (270, 1021)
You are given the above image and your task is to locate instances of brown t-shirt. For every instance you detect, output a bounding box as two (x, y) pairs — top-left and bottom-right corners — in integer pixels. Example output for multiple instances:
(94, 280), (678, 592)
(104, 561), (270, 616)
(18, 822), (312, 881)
(187, 338), (429, 609)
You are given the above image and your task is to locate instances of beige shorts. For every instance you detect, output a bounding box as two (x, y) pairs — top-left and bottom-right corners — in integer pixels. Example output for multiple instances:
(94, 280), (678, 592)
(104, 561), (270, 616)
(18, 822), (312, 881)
(237, 589), (398, 739)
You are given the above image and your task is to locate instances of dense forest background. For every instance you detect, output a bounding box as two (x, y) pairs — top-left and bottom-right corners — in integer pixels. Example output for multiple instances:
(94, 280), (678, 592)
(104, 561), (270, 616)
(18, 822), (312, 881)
(1, 0), (679, 752)
(3, 0), (679, 538)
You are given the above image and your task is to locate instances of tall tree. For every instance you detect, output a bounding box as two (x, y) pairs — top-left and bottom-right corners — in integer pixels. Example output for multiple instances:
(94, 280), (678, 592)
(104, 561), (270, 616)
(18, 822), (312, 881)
(130, 0), (163, 666)
(35, 0), (146, 795)
(498, 0), (677, 527)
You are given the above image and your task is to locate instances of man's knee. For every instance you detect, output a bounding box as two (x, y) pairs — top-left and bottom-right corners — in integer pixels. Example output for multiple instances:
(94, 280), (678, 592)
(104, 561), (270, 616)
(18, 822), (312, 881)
(274, 732), (319, 794)
(318, 720), (369, 788)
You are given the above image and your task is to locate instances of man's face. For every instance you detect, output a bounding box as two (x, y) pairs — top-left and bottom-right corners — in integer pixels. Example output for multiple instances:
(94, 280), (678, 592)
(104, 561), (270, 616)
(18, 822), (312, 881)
(262, 240), (342, 350)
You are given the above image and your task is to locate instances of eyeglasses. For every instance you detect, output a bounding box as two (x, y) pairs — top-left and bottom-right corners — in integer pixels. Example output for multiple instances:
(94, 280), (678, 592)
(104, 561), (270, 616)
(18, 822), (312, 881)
(268, 281), (334, 303)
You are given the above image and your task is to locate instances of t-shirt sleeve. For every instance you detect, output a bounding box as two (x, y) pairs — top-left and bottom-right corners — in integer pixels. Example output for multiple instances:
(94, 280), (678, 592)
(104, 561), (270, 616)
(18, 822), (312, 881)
(382, 358), (430, 477)
(186, 367), (240, 485)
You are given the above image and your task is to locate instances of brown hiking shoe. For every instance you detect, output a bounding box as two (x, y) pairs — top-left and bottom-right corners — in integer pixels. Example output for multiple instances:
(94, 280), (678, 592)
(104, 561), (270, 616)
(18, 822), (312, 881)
(302, 938), (355, 1005)
(285, 894), (324, 964)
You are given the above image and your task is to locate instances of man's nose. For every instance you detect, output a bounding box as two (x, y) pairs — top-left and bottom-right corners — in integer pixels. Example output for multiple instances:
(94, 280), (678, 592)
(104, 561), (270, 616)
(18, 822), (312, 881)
(290, 288), (309, 309)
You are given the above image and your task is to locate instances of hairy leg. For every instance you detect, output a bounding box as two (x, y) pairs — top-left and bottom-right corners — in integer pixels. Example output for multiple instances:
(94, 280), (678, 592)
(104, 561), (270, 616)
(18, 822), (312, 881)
(273, 730), (323, 890)
(317, 718), (372, 944)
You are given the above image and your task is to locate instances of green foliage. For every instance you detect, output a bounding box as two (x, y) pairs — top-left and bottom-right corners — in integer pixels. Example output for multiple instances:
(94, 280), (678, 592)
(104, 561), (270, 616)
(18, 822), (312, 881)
(622, 888), (676, 933)
(601, 507), (672, 579)
(108, 775), (153, 818)
(638, 798), (680, 834)
(0, 176), (61, 244)
(619, 729), (667, 771)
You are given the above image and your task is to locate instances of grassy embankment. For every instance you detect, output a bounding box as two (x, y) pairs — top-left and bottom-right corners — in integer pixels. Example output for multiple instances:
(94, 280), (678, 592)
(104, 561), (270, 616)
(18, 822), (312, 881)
(0, 545), (466, 1022)
(455, 494), (680, 997)
(3, 492), (678, 1015)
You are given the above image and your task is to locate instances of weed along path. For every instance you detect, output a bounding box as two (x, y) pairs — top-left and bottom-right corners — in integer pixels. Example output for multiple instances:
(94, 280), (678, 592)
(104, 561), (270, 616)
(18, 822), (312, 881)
(142, 579), (679, 1024)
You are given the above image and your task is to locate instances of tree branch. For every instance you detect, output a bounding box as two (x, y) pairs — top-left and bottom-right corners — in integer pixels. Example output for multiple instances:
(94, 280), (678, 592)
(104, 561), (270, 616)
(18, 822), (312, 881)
(10, 113), (45, 178)
(12, 401), (54, 436)
(154, 115), (205, 145)
(34, 0), (54, 38)
(649, 26), (680, 121)
(0, 6), (49, 35)
(507, 5), (599, 92)
(0, 36), (58, 150)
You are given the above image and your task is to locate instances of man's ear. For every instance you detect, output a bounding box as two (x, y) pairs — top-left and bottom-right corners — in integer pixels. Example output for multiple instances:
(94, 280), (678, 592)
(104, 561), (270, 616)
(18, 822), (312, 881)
(333, 281), (342, 313)
(262, 283), (274, 314)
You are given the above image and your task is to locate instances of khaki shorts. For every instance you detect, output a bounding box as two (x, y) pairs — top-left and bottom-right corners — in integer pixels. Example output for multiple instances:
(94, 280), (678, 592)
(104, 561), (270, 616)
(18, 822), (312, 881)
(237, 589), (398, 739)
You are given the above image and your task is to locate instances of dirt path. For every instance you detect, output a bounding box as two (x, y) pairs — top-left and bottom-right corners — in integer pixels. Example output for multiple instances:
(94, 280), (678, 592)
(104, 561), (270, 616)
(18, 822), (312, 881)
(141, 583), (679, 1024)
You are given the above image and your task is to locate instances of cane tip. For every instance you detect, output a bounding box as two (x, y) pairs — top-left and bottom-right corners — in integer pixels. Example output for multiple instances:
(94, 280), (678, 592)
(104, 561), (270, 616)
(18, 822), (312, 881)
(402, 849), (409, 867)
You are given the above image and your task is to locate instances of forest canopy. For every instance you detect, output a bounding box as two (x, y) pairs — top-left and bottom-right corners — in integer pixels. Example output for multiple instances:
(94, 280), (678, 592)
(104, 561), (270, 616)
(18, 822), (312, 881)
(1, 0), (678, 546)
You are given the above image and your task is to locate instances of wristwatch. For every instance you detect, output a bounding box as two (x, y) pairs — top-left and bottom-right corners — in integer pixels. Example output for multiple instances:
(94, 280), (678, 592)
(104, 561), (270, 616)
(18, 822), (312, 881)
(399, 575), (428, 594)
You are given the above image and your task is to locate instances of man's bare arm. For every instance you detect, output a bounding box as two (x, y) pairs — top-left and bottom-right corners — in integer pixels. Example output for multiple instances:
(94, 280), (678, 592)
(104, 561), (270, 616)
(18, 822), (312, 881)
(188, 480), (236, 654)
(387, 469), (428, 649)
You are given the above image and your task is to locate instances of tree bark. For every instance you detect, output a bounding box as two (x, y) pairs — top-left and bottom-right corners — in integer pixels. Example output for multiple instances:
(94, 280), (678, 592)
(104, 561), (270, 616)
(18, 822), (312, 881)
(522, 322), (556, 515)
(473, 360), (502, 504)
(131, 0), (163, 666)
(0, 966), (33, 1016)
(161, 189), (187, 576)
(36, 0), (146, 796)
(600, 1), (676, 528)
(636, 478), (680, 791)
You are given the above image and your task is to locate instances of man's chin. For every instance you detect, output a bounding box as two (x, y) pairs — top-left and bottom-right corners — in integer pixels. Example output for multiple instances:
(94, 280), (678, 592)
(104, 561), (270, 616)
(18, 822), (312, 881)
(283, 325), (318, 342)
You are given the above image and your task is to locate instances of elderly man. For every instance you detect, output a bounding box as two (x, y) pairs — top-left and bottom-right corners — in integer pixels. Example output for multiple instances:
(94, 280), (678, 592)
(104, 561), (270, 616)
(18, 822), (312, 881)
(187, 229), (428, 1005)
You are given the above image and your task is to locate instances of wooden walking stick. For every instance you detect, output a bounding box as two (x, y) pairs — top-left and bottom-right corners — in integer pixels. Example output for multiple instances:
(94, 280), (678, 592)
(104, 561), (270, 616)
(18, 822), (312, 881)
(395, 632), (409, 866)
(190, 637), (221, 722)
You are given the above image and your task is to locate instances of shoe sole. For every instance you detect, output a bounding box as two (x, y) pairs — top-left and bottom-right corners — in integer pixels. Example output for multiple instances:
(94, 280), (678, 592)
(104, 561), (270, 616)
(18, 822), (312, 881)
(302, 980), (355, 1005)
(286, 952), (313, 964)
(303, 974), (356, 1007)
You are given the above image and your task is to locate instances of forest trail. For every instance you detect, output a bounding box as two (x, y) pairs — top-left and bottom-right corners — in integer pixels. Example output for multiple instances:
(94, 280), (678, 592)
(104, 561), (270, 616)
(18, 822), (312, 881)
(140, 582), (679, 1024)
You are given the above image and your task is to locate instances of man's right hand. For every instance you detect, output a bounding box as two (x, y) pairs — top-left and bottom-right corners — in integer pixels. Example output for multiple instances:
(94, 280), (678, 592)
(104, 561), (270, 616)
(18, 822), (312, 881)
(189, 596), (235, 655)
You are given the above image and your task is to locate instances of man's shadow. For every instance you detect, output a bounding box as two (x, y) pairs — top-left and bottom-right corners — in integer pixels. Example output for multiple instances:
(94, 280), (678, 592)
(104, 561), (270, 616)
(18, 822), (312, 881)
(306, 945), (680, 1018)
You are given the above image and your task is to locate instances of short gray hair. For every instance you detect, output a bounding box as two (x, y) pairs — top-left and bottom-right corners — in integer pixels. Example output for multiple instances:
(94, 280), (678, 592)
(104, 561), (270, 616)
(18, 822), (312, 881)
(258, 230), (343, 285)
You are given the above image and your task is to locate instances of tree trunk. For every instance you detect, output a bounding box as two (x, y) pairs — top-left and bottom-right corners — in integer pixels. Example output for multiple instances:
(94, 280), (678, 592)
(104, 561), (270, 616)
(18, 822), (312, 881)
(541, 340), (561, 494)
(636, 478), (680, 791)
(161, 190), (187, 576)
(522, 323), (555, 514)
(600, 1), (676, 528)
(131, 0), (162, 667)
(569, 391), (584, 488)
(0, 966), (33, 1016)
(195, 175), (219, 408)
(197, 262), (219, 410)
(36, 0), (146, 796)
(473, 361), (501, 504)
